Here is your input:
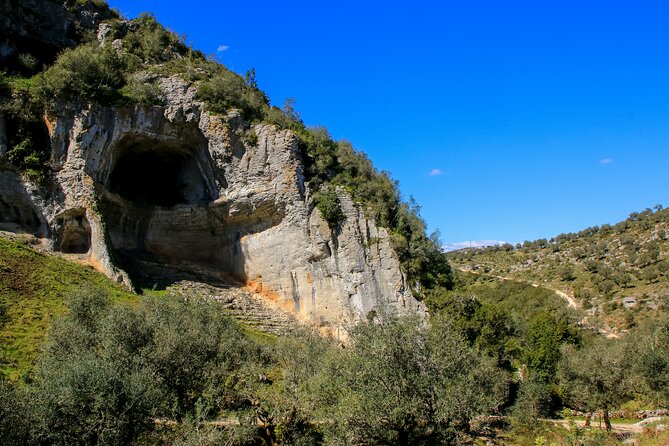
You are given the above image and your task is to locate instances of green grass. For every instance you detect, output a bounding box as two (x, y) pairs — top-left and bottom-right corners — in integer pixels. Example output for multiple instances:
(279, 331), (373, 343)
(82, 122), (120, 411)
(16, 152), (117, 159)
(0, 236), (136, 381)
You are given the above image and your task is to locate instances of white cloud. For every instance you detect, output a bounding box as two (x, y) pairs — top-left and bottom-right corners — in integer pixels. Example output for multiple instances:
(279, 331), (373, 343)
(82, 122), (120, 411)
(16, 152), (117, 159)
(429, 168), (444, 176)
(442, 240), (506, 252)
(600, 158), (613, 164)
(217, 44), (230, 52)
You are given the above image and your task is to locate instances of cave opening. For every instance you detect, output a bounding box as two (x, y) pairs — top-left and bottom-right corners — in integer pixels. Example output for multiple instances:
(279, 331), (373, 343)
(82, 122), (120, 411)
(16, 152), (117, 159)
(108, 139), (210, 207)
(99, 136), (221, 287)
(55, 211), (91, 254)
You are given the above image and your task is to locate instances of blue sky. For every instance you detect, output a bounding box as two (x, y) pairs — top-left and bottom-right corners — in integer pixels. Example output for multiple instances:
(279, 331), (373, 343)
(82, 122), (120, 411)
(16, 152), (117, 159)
(108, 0), (669, 245)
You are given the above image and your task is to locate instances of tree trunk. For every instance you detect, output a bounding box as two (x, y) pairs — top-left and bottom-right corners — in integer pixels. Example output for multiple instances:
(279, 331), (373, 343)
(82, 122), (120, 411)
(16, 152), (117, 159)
(603, 410), (612, 432)
(398, 429), (410, 446)
(584, 413), (591, 427)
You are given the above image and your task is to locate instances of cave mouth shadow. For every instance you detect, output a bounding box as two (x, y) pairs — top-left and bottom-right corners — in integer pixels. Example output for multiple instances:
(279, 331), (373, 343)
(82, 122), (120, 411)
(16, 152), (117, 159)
(100, 135), (229, 289)
(107, 138), (212, 208)
(54, 210), (91, 254)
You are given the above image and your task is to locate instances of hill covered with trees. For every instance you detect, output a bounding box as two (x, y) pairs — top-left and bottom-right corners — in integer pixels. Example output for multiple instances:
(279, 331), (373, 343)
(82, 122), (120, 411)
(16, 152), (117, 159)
(448, 206), (669, 334)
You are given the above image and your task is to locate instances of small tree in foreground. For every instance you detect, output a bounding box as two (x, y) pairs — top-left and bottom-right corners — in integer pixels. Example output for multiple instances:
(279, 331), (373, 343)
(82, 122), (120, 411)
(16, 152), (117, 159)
(558, 338), (631, 431)
(319, 316), (508, 445)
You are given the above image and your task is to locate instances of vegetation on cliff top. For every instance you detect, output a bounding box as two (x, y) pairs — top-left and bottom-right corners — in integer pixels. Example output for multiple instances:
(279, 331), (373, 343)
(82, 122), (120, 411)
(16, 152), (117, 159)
(0, 7), (452, 294)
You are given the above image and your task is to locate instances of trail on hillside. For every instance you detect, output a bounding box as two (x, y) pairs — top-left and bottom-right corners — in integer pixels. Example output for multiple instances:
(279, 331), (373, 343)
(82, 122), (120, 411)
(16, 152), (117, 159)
(456, 267), (580, 308)
(545, 416), (664, 434)
(455, 267), (621, 338)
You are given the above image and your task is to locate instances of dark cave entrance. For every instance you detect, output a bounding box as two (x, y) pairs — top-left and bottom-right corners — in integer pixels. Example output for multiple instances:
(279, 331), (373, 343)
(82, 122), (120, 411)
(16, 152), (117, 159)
(54, 211), (91, 254)
(108, 139), (211, 207)
(99, 136), (220, 287)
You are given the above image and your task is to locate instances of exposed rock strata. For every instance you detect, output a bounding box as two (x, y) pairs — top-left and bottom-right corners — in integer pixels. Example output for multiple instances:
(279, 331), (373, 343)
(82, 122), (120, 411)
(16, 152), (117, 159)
(0, 71), (425, 331)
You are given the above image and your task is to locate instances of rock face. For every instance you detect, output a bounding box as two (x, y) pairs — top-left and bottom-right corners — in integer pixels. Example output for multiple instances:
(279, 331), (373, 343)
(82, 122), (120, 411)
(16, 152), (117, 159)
(0, 74), (425, 331)
(0, 0), (114, 71)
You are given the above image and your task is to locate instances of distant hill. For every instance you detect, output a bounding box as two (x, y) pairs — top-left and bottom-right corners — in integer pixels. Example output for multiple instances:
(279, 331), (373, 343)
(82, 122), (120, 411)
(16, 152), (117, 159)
(447, 206), (669, 334)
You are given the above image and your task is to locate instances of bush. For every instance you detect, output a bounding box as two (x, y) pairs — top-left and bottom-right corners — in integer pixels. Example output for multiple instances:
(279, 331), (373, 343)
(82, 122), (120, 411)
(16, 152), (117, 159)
(119, 74), (165, 106)
(122, 13), (189, 64)
(197, 69), (268, 121)
(21, 289), (265, 444)
(36, 43), (127, 104)
(319, 316), (508, 445)
(314, 187), (345, 229)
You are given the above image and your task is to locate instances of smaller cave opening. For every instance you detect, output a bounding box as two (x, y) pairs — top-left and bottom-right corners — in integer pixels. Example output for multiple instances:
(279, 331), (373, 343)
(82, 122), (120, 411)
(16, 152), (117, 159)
(55, 211), (91, 254)
(108, 139), (210, 207)
(0, 198), (41, 234)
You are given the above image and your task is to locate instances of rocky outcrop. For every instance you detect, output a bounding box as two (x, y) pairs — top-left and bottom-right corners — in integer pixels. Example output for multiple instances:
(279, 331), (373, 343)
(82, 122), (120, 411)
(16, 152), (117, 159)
(0, 0), (115, 70)
(0, 73), (425, 331)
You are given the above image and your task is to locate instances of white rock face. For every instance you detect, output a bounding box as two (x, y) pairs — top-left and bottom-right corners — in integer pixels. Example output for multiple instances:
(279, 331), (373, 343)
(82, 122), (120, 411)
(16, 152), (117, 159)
(0, 76), (425, 331)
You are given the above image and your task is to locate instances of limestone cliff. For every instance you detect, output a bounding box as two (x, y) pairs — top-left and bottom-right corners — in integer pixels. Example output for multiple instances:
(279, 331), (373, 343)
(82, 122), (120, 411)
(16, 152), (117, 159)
(0, 76), (425, 331)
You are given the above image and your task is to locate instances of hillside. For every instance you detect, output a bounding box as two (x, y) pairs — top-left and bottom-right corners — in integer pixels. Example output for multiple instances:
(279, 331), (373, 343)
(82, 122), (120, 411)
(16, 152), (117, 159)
(448, 206), (669, 334)
(0, 233), (136, 380)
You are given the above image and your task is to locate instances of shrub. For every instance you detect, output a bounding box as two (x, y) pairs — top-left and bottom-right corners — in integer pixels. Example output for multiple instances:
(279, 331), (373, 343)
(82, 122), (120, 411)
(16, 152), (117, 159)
(319, 316), (508, 445)
(314, 187), (345, 229)
(197, 69), (267, 121)
(119, 74), (165, 106)
(23, 289), (265, 443)
(36, 42), (127, 104)
(122, 13), (189, 64)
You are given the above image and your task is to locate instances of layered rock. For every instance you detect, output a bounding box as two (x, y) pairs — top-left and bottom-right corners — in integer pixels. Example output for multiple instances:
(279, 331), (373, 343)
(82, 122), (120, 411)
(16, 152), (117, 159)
(0, 74), (425, 331)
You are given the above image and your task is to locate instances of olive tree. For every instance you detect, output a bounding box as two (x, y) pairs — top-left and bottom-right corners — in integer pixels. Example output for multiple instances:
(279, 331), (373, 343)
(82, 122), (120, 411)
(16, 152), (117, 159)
(558, 338), (632, 430)
(319, 316), (508, 445)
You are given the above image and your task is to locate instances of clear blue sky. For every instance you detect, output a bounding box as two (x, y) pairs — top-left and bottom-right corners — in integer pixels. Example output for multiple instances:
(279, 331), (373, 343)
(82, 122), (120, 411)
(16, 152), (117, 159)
(108, 0), (669, 245)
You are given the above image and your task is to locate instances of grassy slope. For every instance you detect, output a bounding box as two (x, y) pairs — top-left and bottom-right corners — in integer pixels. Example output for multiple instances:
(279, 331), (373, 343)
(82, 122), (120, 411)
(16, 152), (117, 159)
(447, 208), (669, 331)
(0, 235), (136, 380)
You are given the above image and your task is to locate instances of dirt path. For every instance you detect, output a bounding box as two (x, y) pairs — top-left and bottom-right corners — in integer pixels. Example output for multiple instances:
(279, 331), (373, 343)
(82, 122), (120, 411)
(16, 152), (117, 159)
(546, 416), (664, 434)
(457, 267), (580, 308)
(456, 267), (621, 338)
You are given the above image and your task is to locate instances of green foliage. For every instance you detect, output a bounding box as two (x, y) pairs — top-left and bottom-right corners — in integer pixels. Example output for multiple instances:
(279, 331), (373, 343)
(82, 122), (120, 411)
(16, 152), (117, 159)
(7, 289), (270, 444)
(425, 291), (520, 368)
(631, 320), (669, 405)
(196, 69), (268, 121)
(119, 74), (165, 106)
(313, 187), (345, 228)
(1, 78), (51, 182)
(558, 265), (576, 281)
(389, 200), (454, 291)
(512, 377), (553, 425)
(319, 317), (508, 445)
(36, 42), (127, 104)
(523, 312), (581, 383)
(0, 378), (31, 443)
(122, 13), (188, 65)
(559, 337), (632, 422)
(5, 133), (48, 182)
